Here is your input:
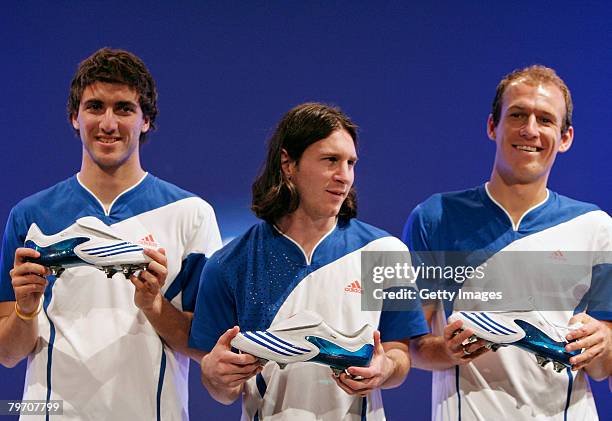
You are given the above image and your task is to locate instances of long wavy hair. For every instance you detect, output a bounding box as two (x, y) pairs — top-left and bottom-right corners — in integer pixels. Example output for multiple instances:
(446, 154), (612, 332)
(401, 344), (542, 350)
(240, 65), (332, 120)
(251, 102), (358, 223)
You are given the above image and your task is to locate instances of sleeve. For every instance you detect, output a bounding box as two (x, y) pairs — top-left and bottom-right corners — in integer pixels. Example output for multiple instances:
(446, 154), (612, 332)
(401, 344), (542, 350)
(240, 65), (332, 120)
(402, 204), (443, 302)
(585, 216), (612, 320)
(164, 200), (223, 312)
(378, 309), (429, 342)
(188, 256), (237, 352)
(371, 236), (429, 341)
(0, 207), (28, 302)
(402, 203), (432, 254)
(197, 200), (223, 258)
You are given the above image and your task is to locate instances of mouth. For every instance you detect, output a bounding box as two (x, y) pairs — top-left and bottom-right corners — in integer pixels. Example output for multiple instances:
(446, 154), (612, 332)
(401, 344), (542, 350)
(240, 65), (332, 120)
(513, 144), (542, 153)
(326, 190), (346, 198)
(96, 136), (121, 144)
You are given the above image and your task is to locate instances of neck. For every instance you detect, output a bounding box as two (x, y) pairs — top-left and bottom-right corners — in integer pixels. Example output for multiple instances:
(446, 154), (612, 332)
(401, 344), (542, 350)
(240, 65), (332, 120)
(79, 159), (146, 208)
(487, 171), (548, 226)
(276, 212), (337, 259)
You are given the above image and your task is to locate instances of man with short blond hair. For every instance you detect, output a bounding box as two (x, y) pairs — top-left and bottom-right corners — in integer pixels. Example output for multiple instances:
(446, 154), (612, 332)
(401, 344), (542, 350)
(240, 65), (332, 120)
(404, 65), (612, 420)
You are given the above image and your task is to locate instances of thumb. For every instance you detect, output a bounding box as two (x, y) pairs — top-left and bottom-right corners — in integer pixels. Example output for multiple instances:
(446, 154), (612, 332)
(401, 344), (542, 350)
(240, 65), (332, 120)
(217, 326), (240, 349)
(373, 330), (384, 354)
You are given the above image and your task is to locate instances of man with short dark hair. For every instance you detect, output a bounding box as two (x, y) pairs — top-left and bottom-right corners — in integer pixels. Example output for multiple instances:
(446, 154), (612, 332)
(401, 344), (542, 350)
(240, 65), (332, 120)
(189, 103), (428, 420)
(403, 65), (612, 420)
(0, 48), (222, 420)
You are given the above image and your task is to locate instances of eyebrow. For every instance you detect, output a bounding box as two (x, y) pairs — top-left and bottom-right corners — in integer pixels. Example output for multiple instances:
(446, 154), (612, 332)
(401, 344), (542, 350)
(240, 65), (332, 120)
(116, 101), (138, 108)
(507, 105), (557, 119)
(319, 150), (359, 161)
(82, 99), (138, 107)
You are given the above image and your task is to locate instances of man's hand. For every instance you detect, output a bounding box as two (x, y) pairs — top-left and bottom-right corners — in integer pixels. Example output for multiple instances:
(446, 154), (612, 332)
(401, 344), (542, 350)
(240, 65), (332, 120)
(10, 248), (49, 315)
(130, 248), (168, 313)
(201, 327), (262, 404)
(442, 319), (490, 365)
(333, 331), (405, 396)
(565, 313), (612, 372)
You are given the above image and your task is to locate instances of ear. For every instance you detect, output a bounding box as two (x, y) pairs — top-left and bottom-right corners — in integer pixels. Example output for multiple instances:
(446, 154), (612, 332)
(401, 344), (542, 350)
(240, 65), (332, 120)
(71, 113), (80, 130)
(141, 116), (151, 133)
(280, 149), (295, 179)
(486, 114), (496, 141)
(557, 126), (574, 153)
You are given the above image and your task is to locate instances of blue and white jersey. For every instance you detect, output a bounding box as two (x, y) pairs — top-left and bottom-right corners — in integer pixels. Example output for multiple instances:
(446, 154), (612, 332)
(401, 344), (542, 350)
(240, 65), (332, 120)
(403, 184), (612, 421)
(0, 173), (222, 421)
(190, 219), (429, 421)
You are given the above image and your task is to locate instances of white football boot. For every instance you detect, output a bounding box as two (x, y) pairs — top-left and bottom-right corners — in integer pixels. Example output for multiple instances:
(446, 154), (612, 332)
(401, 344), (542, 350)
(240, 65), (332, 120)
(25, 216), (153, 278)
(231, 310), (375, 377)
(448, 310), (583, 373)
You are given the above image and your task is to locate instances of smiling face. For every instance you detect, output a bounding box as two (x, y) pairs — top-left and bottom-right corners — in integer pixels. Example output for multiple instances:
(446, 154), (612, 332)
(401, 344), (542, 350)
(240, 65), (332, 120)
(282, 129), (357, 222)
(72, 81), (150, 173)
(487, 80), (573, 186)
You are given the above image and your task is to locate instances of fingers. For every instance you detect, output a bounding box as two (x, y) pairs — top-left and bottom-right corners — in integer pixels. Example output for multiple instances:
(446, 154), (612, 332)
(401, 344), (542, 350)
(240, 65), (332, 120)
(201, 328), (263, 390)
(14, 247), (40, 266)
(10, 261), (48, 279)
(130, 270), (161, 292)
(134, 248), (168, 289)
(461, 344), (490, 361)
(373, 330), (382, 351)
(447, 328), (475, 354)
(13, 277), (48, 295)
(217, 326), (240, 349)
(346, 364), (376, 379)
(443, 320), (464, 340)
(563, 316), (610, 370)
(10, 253), (49, 312)
(462, 339), (489, 355)
(565, 318), (594, 343)
(442, 321), (491, 364)
(570, 344), (603, 370)
(333, 373), (372, 397)
(144, 248), (168, 268)
(223, 366), (263, 387)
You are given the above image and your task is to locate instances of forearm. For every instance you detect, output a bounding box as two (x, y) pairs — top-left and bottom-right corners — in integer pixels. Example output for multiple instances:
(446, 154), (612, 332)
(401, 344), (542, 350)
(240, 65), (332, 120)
(141, 297), (200, 359)
(202, 377), (242, 405)
(410, 334), (456, 371)
(0, 303), (39, 368)
(381, 348), (411, 389)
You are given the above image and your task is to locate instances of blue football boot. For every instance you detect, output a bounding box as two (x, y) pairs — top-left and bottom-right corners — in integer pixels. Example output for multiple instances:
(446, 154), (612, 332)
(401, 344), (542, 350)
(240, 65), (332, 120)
(231, 310), (375, 377)
(448, 311), (583, 373)
(24, 216), (152, 278)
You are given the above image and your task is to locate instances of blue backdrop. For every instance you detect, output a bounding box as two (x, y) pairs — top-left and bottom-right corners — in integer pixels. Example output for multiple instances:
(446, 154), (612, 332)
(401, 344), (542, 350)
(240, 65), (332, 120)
(1, 1), (610, 419)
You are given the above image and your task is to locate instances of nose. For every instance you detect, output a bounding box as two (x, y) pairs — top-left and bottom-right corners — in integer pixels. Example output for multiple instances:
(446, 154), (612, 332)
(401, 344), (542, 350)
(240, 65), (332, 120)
(520, 114), (538, 139)
(333, 161), (353, 185)
(99, 108), (118, 133)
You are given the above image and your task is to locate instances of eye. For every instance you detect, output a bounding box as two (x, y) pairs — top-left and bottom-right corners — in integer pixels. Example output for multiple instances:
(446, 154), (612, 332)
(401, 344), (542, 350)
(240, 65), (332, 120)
(325, 157), (338, 162)
(348, 159), (357, 167)
(117, 104), (135, 114)
(85, 102), (102, 111)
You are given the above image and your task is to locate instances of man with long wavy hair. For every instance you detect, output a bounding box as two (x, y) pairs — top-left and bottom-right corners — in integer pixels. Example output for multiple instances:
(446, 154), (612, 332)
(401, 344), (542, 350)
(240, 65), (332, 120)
(190, 102), (428, 420)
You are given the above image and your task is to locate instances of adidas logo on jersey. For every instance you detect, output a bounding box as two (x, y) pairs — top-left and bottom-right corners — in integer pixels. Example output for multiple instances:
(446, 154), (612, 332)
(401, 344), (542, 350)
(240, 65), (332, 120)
(344, 280), (363, 294)
(137, 234), (160, 249)
(549, 250), (567, 262)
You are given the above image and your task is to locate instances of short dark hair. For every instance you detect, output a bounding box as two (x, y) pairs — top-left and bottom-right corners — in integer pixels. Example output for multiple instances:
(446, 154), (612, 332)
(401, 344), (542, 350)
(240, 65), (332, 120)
(67, 47), (158, 143)
(491, 65), (573, 134)
(251, 102), (358, 223)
